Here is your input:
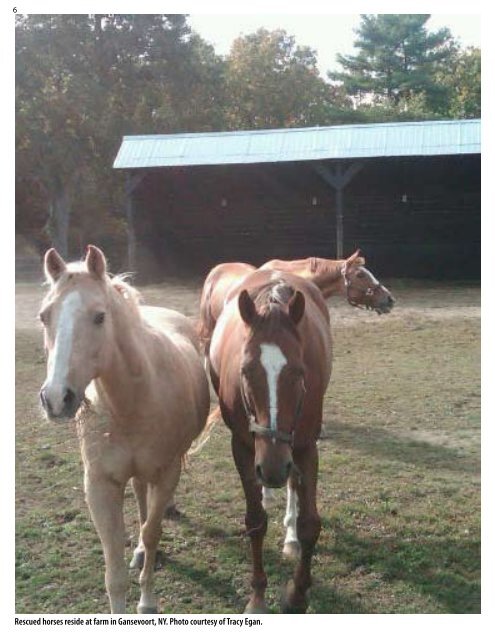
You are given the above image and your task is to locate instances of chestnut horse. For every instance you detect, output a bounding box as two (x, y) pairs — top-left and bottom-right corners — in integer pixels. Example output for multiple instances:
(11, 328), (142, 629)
(198, 261), (256, 357)
(208, 269), (332, 613)
(260, 250), (395, 313)
(39, 246), (210, 613)
(198, 250), (394, 358)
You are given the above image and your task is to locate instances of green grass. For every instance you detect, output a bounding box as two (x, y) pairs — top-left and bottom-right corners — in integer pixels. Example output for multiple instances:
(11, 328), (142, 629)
(15, 282), (480, 614)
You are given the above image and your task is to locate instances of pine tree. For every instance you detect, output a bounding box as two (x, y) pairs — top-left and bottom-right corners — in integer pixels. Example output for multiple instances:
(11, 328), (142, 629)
(330, 14), (457, 112)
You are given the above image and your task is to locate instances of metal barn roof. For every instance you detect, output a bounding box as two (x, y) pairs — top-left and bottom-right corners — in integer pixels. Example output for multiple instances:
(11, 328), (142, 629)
(113, 119), (480, 169)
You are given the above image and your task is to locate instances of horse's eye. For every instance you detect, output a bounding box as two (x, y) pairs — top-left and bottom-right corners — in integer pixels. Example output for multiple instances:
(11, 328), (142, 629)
(356, 272), (365, 278)
(94, 312), (105, 325)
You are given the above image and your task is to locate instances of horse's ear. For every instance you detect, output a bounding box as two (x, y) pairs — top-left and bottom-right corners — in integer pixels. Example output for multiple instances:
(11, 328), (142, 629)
(238, 289), (257, 326)
(85, 245), (107, 279)
(346, 249), (365, 267)
(44, 248), (66, 283)
(289, 290), (305, 325)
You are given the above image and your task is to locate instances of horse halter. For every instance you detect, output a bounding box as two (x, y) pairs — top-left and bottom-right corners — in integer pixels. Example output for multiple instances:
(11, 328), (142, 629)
(341, 265), (383, 310)
(240, 372), (305, 447)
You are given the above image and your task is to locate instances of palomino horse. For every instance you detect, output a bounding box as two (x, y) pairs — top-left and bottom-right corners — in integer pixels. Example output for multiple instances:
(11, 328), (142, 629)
(198, 250), (394, 358)
(38, 245), (210, 614)
(208, 269), (332, 613)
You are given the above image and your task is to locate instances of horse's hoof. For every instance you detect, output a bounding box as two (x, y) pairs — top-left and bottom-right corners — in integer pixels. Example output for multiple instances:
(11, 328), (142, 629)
(137, 605), (158, 614)
(281, 580), (308, 614)
(244, 601), (270, 614)
(283, 541), (301, 560)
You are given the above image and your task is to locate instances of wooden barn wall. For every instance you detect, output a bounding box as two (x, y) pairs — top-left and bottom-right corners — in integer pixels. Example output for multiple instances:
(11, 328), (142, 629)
(132, 155), (480, 280)
(344, 155), (480, 278)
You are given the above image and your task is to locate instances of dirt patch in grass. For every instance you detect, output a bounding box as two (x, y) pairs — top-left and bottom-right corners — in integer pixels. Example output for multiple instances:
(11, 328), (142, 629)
(15, 279), (480, 614)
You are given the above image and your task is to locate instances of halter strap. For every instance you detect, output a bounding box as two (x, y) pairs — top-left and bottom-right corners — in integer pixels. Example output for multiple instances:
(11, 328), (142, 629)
(249, 422), (294, 445)
(341, 265), (383, 309)
(240, 371), (304, 447)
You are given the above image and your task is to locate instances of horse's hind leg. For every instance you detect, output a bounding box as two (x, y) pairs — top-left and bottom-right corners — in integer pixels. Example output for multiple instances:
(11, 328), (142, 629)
(282, 444), (321, 614)
(137, 458), (181, 614)
(85, 472), (127, 613)
(232, 434), (269, 614)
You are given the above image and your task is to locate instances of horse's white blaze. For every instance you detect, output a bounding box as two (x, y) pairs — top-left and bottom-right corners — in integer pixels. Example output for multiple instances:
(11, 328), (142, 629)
(45, 291), (82, 406)
(260, 343), (287, 430)
(359, 266), (379, 285)
(283, 483), (299, 546)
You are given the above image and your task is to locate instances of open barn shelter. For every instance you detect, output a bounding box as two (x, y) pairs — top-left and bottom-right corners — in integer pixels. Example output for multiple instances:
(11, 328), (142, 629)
(113, 119), (480, 281)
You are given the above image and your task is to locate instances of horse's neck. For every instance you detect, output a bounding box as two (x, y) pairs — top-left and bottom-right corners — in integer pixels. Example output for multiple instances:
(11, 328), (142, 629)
(96, 300), (150, 419)
(311, 259), (346, 298)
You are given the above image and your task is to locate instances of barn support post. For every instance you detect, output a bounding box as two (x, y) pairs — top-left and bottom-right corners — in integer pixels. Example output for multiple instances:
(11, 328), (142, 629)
(124, 172), (145, 272)
(335, 185), (344, 258)
(313, 161), (364, 258)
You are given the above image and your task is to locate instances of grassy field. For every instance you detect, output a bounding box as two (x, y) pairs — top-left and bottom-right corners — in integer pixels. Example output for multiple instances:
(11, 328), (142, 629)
(15, 278), (480, 614)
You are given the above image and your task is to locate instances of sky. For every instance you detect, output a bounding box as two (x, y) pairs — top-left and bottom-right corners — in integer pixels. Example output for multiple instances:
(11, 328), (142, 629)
(188, 14), (481, 77)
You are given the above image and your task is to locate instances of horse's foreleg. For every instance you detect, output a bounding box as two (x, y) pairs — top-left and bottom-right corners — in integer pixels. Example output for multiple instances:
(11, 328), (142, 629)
(137, 458), (181, 614)
(232, 435), (269, 614)
(282, 444), (321, 614)
(85, 472), (127, 613)
(130, 477), (147, 569)
(283, 476), (301, 559)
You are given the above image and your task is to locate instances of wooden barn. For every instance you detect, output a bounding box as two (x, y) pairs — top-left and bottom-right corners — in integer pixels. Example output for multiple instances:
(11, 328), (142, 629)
(113, 119), (480, 281)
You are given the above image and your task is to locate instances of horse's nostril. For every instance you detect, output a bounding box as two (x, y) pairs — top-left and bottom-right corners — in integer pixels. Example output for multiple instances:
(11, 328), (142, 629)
(63, 388), (76, 407)
(255, 464), (263, 481)
(40, 388), (54, 416)
(286, 461), (293, 476)
(40, 388), (48, 410)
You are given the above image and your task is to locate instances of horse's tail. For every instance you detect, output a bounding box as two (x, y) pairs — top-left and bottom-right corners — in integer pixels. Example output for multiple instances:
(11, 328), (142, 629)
(187, 405), (222, 457)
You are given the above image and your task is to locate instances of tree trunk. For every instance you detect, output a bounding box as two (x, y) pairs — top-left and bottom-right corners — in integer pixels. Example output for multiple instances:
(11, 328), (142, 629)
(47, 186), (71, 258)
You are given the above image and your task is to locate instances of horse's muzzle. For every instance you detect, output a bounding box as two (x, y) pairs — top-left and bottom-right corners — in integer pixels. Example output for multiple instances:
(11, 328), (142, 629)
(375, 294), (395, 314)
(40, 385), (81, 421)
(255, 459), (293, 489)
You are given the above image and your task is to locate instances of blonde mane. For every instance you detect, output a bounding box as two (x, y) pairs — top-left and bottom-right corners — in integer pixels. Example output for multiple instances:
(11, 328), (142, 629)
(44, 259), (143, 316)
(108, 274), (143, 323)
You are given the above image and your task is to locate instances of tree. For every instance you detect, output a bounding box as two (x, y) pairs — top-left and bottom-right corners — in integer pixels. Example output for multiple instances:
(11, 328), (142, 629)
(16, 14), (227, 264)
(330, 14), (457, 114)
(224, 28), (349, 129)
(16, 15), (98, 256)
(435, 47), (481, 119)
